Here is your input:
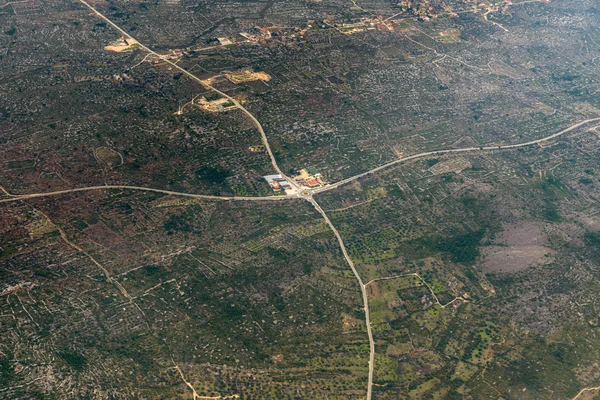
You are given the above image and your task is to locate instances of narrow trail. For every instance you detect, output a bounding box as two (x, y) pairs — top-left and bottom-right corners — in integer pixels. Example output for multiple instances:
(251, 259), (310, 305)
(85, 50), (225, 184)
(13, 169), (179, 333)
(572, 386), (600, 400)
(76, 0), (293, 185)
(365, 272), (468, 309)
(2, 77), (598, 400)
(174, 364), (202, 399)
(174, 364), (240, 400)
(31, 207), (137, 306)
(10, 2), (599, 399)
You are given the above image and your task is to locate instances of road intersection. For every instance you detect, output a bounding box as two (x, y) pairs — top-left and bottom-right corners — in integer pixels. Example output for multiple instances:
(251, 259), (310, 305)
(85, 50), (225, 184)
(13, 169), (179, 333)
(6, 2), (600, 398)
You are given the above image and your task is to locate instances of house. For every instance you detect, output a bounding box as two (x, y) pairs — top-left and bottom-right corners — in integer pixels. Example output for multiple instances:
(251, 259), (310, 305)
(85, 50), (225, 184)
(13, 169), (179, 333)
(217, 37), (233, 46)
(264, 174), (291, 193)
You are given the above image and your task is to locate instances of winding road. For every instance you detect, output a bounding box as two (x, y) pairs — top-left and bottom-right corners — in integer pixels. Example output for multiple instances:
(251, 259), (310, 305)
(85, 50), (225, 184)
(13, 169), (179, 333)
(75, 0), (297, 187)
(5, 2), (600, 399)
(3, 116), (597, 400)
(313, 117), (600, 194)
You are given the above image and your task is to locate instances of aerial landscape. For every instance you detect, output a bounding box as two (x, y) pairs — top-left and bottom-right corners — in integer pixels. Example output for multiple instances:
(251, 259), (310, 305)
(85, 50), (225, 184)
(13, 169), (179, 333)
(3, 0), (600, 398)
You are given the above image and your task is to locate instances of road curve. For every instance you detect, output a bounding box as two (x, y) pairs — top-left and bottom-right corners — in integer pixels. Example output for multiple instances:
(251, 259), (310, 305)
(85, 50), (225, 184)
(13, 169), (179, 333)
(0, 185), (294, 204)
(313, 118), (600, 194)
(40, 5), (600, 400)
(74, 0), (293, 185)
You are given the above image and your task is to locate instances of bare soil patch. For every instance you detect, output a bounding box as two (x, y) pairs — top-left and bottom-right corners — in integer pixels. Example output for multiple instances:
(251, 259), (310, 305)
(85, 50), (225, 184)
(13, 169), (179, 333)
(482, 222), (553, 273)
(495, 222), (546, 247)
(95, 147), (123, 167)
(104, 37), (140, 52)
(366, 281), (383, 299)
(483, 246), (553, 273)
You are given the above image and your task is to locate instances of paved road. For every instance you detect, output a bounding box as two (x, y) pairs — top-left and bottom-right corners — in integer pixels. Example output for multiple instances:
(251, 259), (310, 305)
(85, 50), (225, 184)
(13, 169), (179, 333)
(0, 185), (294, 204)
(307, 196), (375, 400)
(75, 0), (298, 188)
(33, 4), (600, 400)
(313, 118), (600, 195)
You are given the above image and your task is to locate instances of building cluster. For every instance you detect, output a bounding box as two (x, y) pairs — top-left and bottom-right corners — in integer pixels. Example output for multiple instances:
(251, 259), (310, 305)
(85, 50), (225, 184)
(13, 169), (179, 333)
(195, 97), (237, 113)
(326, 16), (395, 35)
(239, 27), (276, 43)
(264, 174), (294, 195)
(264, 167), (325, 195)
(74, 73), (133, 83)
(293, 167), (325, 188)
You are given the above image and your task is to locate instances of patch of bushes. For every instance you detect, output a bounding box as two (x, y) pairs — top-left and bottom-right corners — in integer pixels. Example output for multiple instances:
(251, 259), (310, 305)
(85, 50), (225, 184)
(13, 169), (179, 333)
(163, 214), (192, 234)
(57, 351), (87, 371)
(196, 166), (232, 185)
(407, 230), (486, 265)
